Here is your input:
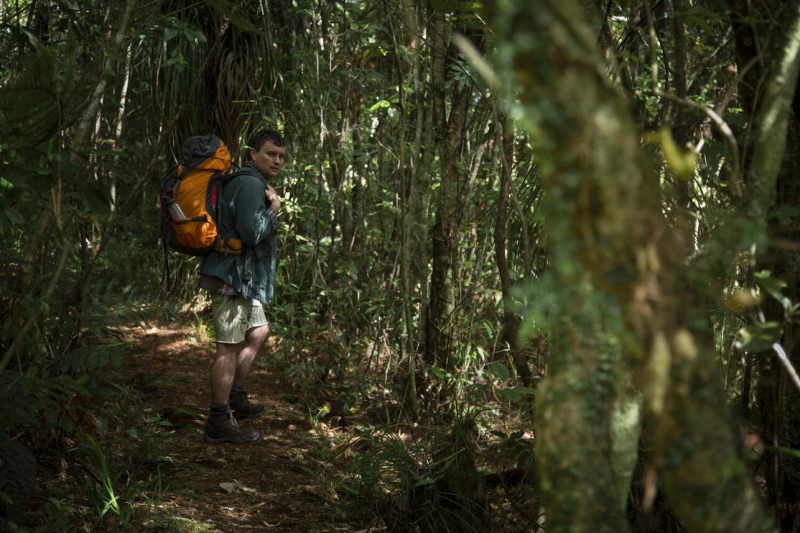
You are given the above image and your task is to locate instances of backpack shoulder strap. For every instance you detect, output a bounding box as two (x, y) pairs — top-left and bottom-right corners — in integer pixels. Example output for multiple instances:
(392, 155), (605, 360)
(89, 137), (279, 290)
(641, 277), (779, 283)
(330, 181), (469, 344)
(213, 167), (259, 253)
(223, 166), (261, 183)
(214, 166), (258, 289)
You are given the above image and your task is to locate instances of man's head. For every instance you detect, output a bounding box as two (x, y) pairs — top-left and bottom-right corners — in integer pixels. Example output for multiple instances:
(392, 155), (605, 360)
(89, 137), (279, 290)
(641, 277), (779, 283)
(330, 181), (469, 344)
(248, 129), (286, 179)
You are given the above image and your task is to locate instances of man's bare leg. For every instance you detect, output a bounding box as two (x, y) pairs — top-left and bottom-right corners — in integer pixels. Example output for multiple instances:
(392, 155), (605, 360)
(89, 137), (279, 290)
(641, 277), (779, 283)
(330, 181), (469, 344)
(211, 341), (240, 404)
(205, 340), (259, 443)
(229, 324), (270, 418)
(234, 324), (270, 386)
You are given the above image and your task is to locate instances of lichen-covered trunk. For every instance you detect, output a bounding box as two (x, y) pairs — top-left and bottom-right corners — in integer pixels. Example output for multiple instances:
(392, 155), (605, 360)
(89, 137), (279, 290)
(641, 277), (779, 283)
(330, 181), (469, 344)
(485, 0), (798, 531)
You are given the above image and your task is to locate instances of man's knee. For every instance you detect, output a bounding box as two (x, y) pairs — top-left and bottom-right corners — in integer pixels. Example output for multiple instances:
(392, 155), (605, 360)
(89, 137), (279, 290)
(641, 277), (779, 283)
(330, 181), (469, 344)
(246, 323), (270, 345)
(214, 341), (241, 363)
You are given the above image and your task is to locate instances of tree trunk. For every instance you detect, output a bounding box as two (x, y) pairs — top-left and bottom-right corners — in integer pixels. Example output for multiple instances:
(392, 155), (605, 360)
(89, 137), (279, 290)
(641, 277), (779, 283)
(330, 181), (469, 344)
(493, 114), (531, 386)
(731, 3), (800, 522)
(111, 44), (132, 212)
(425, 9), (472, 374)
(395, 0), (425, 416)
(484, 0), (796, 530)
(670, 0), (695, 252)
(416, 76), (435, 352)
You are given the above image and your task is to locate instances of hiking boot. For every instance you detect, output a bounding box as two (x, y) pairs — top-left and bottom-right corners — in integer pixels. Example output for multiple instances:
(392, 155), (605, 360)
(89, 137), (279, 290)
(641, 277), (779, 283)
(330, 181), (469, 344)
(230, 395), (265, 419)
(204, 413), (260, 444)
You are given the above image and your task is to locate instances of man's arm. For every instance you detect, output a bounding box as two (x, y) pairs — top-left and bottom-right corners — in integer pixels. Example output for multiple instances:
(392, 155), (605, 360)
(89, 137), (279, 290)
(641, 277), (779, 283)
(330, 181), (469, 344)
(265, 184), (281, 211)
(234, 176), (278, 247)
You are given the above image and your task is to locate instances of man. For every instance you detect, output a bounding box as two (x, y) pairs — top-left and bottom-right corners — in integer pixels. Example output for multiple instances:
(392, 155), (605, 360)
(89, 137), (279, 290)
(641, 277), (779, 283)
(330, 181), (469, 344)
(199, 129), (286, 444)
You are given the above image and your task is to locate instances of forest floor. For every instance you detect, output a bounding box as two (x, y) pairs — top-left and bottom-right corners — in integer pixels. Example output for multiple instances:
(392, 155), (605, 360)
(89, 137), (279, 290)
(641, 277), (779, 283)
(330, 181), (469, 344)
(25, 316), (539, 532)
(69, 319), (366, 532)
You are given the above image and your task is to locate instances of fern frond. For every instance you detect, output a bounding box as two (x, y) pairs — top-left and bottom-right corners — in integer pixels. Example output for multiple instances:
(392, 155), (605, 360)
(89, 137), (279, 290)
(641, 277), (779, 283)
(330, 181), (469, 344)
(0, 31), (86, 147)
(0, 40), (59, 144)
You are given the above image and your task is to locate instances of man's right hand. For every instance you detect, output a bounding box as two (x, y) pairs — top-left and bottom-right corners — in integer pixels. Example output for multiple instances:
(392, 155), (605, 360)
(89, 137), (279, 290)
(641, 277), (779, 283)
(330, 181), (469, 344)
(265, 185), (281, 212)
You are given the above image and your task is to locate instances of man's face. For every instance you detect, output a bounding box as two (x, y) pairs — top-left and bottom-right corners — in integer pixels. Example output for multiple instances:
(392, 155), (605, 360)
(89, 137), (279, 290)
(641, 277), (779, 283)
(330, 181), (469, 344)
(250, 141), (286, 179)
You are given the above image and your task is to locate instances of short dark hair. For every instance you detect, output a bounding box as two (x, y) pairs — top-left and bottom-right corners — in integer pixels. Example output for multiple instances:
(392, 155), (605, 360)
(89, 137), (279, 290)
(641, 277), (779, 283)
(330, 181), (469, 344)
(248, 129), (285, 153)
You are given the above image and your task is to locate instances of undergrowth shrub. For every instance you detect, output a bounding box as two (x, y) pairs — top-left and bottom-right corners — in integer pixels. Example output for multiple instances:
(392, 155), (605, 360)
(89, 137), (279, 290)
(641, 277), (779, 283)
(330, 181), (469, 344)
(269, 271), (382, 412)
(0, 265), (177, 529)
(346, 415), (491, 533)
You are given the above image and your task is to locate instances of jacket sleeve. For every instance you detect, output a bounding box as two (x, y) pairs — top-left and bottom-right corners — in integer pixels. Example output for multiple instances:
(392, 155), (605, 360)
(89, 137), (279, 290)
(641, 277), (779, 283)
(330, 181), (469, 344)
(234, 175), (278, 247)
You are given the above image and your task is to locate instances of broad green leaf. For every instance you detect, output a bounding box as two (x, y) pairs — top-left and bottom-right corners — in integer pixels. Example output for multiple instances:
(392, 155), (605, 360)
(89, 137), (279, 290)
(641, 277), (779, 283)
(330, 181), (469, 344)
(5, 207), (23, 225)
(499, 388), (521, 402)
(369, 100), (391, 112)
(755, 271), (791, 309)
(659, 127), (696, 180)
(183, 26), (208, 43)
(490, 362), (510, 382)
(500, 387), (537, 402)
(736, 322), (781, 353)
(163, 26), (178, 41)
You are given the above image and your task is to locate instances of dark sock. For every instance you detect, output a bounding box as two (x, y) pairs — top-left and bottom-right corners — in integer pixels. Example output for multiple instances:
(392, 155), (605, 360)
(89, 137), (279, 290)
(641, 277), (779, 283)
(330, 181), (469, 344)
(230, 385), (247, 402)
(209, 402), (230, 421)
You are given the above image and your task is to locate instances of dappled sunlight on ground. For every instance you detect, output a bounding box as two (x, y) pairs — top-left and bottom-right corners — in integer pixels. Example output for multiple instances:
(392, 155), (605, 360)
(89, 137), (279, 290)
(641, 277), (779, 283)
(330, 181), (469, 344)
(91, 321), (353, 532)
(23, 318), (542, 532)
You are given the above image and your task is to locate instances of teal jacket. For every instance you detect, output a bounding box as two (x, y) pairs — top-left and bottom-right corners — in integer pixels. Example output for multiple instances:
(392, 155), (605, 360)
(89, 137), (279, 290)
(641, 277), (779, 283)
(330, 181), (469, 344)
(199, 162), (278, 304)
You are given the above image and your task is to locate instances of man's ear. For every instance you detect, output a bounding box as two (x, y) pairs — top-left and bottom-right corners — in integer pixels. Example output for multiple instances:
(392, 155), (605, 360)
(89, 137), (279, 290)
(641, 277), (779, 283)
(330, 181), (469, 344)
(249, 147), (257, 161)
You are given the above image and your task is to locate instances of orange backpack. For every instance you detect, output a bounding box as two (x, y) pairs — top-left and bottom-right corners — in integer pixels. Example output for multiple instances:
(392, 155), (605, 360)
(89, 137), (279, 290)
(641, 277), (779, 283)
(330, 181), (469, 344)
(158, 135), (244, 285)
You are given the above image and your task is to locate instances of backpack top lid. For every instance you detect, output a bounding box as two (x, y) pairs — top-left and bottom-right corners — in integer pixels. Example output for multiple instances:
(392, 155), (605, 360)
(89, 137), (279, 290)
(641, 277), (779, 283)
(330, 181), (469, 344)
(178, 134), (231, 175)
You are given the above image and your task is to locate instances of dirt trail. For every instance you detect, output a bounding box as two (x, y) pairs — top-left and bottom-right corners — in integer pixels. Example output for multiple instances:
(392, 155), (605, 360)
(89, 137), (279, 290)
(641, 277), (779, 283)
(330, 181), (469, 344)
(112, 321), (352, 533)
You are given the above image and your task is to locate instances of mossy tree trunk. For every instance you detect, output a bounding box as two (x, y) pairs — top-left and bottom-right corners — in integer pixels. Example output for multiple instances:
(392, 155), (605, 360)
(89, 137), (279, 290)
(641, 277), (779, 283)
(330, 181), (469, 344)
(485, 0), (800, 531)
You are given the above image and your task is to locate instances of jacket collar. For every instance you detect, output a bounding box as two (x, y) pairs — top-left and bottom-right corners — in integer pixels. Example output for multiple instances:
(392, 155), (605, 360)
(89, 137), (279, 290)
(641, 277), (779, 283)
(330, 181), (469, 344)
(243, 161), (268, 183)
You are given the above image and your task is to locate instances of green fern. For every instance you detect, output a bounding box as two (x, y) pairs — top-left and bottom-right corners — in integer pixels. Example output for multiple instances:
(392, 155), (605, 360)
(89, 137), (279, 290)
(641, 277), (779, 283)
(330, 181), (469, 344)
(0, 31), (83, 148)
(59, 343), (127, 374)
(78, 279), (153, 337)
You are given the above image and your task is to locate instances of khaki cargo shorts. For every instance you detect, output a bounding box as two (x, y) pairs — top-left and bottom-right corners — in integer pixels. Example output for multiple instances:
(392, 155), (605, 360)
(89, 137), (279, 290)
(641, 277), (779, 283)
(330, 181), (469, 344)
(211, 293), (269, 344)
